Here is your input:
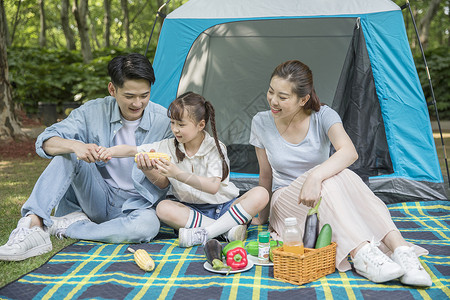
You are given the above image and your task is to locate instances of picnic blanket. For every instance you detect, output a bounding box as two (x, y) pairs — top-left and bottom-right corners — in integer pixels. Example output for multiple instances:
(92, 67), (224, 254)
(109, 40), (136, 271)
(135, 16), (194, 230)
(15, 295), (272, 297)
(0, 201), (449, 300)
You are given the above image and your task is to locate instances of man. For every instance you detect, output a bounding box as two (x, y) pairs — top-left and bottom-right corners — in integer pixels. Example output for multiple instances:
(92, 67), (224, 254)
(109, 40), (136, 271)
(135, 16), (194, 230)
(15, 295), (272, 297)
(0, 53), (173, 261)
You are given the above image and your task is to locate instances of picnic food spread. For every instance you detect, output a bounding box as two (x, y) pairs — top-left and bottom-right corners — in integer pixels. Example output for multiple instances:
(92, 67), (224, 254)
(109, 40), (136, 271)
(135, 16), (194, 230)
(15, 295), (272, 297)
(134, 152), (171, 162)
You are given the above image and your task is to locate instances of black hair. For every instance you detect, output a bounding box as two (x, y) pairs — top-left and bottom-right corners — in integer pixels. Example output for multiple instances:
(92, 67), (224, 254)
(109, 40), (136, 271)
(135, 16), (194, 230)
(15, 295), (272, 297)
(107, 53), (155, 88)
(168, 92), (229, 181)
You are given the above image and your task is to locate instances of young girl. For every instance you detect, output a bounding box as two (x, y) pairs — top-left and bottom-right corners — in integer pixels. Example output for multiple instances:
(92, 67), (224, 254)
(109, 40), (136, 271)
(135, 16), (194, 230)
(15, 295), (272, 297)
(98, 92), (268, 247)
(250, 60), (432, 286)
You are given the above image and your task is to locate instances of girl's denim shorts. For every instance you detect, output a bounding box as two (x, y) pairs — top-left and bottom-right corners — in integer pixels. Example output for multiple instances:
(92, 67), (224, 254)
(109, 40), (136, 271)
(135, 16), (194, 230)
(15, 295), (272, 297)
(182, 197), (237, 220)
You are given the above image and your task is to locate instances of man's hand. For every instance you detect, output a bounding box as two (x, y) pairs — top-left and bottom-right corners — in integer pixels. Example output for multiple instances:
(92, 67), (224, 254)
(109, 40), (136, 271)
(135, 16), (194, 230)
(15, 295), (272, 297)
(73, 143), (100, 163)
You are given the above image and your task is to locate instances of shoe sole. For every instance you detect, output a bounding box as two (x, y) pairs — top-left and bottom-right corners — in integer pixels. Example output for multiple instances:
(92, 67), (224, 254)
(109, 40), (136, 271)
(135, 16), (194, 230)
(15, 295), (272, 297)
(0, 243), (52, 261)
(355, 268), (404, 283)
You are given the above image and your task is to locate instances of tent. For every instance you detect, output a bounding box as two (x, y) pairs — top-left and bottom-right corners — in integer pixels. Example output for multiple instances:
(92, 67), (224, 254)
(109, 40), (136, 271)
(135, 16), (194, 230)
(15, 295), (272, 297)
(149, 0), (447, 203)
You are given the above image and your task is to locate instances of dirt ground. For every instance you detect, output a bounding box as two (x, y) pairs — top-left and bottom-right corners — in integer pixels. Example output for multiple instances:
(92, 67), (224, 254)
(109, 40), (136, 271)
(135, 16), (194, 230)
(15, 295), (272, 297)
(0, 111), (43, 159)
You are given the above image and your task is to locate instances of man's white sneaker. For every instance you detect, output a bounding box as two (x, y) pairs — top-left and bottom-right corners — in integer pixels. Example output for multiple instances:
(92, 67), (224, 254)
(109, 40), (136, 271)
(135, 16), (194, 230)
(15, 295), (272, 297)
(352, 240), (404, 283)
(178, 227), (208, 248)
(223, 224), (247, 242)
(0, 217), (52, 261)
(48, 211), (89, 239)
(391, 246), (432, 287)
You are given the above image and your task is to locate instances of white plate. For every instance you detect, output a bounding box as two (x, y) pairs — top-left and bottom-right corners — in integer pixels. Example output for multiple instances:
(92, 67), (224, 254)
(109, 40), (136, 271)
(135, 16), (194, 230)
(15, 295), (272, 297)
(203, 259), (254, 274)
(247, 254), (274, 266)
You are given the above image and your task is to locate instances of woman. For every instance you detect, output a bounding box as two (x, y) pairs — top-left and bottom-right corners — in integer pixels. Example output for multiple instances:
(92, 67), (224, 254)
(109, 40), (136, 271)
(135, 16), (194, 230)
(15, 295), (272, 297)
(249, 60), (432, 286)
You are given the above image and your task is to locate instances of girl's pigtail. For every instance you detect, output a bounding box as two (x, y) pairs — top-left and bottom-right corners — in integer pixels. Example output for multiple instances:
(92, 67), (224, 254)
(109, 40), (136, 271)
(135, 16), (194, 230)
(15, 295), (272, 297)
(205, 101), (229, 181)
(174, 138), (185, 163)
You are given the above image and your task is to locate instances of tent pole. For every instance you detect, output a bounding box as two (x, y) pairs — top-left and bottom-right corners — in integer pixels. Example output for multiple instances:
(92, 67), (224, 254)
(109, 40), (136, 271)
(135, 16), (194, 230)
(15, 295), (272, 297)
(401, 0), (450, 187)
(144, 0), (171, 58)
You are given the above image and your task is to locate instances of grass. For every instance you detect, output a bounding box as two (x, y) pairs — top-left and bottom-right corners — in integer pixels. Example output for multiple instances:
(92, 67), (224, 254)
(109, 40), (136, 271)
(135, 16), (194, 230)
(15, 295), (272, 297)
(0, 156), (76, 288)
(0, 133), (448, 288)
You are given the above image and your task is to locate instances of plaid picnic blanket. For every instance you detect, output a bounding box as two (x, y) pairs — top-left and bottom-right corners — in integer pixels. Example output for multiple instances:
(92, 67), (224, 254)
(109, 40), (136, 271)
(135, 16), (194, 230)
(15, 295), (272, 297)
(0, 201), (449, 300)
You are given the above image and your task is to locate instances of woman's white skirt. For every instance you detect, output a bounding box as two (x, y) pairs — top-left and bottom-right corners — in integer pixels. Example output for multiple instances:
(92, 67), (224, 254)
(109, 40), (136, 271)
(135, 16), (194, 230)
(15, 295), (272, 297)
(269, 168), (428, 272)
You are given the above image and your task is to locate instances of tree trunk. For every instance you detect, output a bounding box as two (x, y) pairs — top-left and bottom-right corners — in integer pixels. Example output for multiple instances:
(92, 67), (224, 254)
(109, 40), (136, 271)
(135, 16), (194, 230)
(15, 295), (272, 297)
(73, 0), (92, 63)
(0, 0), (24, 141)
(103, 0), (111, 47)
(88, 10), (100, 49)
(418, 0), (442, 49)
(9, 0), (20, 46)
(39, 0), (46, 48)
(61, 0), (76, 50)
(121, 0), (130, 48)
(0, 0), (9, 47)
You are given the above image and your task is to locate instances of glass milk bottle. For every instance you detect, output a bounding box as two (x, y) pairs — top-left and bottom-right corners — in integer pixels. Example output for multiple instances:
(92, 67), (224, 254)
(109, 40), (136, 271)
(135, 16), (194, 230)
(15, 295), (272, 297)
(282, 217), (304, 255)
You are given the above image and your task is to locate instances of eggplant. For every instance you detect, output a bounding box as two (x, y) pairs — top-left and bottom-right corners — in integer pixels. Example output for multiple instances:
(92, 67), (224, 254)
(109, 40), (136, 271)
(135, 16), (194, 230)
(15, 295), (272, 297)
(303, 197), (322, 248)
(203, 239), (230, 272)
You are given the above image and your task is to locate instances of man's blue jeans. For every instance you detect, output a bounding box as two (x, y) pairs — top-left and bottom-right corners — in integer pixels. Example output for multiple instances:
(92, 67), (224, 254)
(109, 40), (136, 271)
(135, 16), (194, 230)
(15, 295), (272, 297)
(21, 154), (160, 243)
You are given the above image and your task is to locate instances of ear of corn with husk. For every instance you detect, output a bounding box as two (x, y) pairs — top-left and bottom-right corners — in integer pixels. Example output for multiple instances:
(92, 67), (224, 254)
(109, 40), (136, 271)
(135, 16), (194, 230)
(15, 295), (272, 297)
(128, 247), (155, 272)
(134, 152), (171, 163)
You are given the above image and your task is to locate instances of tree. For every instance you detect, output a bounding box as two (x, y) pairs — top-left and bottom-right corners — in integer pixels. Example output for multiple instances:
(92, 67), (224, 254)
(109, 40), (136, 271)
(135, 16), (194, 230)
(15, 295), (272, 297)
(418, 0), (443, 49)
(73, 0), (92, 63)
(121, 0), (130, 48)
(39, 0), (46, 48)
(61, 0), (76, 50)
(0, 0), (24, 141)
(103, 0), (111, 47)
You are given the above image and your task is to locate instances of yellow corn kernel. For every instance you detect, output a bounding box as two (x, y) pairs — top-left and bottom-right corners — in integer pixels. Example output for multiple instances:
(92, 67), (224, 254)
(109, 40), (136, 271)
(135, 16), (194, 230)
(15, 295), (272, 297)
(134, 152), (171, 162)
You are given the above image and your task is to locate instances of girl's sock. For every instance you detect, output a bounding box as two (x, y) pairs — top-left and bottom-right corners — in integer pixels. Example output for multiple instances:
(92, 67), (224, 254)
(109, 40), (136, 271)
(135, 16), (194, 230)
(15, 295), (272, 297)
(185, 209), (215, 228)
(205, 203), (252, 239)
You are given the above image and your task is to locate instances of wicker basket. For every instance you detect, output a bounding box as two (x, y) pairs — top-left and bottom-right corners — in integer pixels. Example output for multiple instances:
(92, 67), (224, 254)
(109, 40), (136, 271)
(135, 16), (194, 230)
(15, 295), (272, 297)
(272, 242), (337, 285)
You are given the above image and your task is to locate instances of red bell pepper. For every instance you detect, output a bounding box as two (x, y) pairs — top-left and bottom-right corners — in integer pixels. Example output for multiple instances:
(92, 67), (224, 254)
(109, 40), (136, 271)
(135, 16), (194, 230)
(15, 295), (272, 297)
(226, 247), (248, 270)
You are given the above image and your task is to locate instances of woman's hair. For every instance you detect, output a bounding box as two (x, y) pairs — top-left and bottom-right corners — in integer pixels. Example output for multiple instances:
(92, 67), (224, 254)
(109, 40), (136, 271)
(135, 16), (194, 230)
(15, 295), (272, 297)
(271, 60), (321, 112)
(167, 92), (229, 181)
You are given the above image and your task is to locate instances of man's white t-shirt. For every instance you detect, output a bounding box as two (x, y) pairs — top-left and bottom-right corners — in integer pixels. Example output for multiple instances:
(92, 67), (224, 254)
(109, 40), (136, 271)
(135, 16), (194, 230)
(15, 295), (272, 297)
(105, 117), (141, 197)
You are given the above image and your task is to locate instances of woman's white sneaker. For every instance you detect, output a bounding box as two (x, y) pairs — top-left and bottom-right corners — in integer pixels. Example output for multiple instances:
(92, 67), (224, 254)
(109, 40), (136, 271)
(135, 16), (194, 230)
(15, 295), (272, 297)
(353, 240), (404, 283)
(0, 217), (52, 261)
(391, 246), (432, 287)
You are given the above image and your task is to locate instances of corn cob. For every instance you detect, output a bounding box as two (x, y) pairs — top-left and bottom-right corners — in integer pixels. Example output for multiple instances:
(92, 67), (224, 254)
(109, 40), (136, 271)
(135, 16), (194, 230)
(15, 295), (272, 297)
(128, 247), (155, 272)
(134, 152), (171, 162)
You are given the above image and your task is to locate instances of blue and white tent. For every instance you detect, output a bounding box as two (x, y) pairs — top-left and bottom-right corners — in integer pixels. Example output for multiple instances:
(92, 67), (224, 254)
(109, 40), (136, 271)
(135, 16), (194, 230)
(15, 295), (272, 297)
(150, 0), (447, 203)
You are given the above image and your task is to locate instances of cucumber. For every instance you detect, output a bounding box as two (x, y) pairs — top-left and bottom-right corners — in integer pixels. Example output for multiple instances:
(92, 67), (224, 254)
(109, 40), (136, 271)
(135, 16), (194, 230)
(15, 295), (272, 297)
(315, 223), (332, 249)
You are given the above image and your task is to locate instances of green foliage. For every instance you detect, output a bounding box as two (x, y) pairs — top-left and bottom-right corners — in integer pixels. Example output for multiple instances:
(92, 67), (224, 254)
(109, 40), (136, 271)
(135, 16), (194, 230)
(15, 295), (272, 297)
(414, 46), (450, 120)
(7, 46), (146, 114)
